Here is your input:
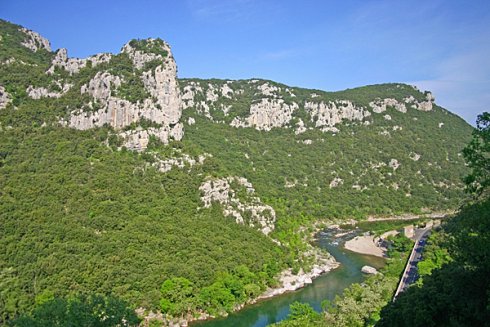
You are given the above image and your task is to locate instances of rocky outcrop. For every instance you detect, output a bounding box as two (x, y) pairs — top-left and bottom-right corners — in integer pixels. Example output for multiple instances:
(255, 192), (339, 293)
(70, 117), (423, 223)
(389, 159), (400, 171)
(409, 152), (421, 161)
(27, 82), (72, 99)
(329, 177), (344, 188)
(47, 48), (112, 75)
(19, 27), (51, 52)
(370, 92), (435, 114)
(231, 99), (298, 131)
(199, 177), (276, 235)
(119, 125), (184, 151)
(150, 152), (211, 173)
(0, 86), (11, 109)
(294, 119), (307, 135)
(304, 100), (370, 130)
(64, 39), (183, 150)
(369, 98), (407, 113)
(80, 72), (121, 100)
(259, 248), (338, 298)
(121, 40), (167, 69)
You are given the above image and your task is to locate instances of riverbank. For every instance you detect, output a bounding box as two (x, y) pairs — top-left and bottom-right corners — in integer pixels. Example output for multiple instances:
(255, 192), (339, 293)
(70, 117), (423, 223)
(257, 248), (339, 299)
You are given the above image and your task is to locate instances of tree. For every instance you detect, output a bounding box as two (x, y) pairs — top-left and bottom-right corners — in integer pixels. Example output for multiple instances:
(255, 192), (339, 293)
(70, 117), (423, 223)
(11, 295), (140, 327)
(160, 277), (195, 316)
(462, 112), (490, 198)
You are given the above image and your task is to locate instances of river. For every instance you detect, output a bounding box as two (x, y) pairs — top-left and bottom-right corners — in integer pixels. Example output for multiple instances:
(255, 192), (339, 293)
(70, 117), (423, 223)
(192, 227), (386, 327)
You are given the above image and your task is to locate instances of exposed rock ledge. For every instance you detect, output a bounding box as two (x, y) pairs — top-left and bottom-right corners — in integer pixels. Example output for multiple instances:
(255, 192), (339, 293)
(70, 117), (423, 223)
(0, 86), (11, 109)
(199, 176), (276, 235)
(19, 27), (51, 52)
(258, 248), (339, 299)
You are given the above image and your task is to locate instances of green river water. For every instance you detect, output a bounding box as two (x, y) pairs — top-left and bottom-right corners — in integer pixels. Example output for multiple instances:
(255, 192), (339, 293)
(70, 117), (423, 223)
(192, 228), (386, 327)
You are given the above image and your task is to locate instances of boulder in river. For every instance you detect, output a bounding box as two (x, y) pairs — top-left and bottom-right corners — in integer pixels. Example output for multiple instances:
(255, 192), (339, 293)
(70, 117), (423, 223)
(361, 265), (378, 274)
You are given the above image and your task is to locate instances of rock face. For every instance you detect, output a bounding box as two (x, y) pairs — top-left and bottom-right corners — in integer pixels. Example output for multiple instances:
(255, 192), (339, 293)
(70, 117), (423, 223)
(59, 39), (183, 150)
(230, 98), (299, 131)
(369, 93), (434, 113)
(370, 98), (407, 113)
(304, 100), (370, 130)
(19, 27), (51, 52)
(0, 86), (11, 109)
(180, 79), (439, 136)
(27, 83), (72, 99)
(47, 48), (112, 75)
(199, 177), (276, 235)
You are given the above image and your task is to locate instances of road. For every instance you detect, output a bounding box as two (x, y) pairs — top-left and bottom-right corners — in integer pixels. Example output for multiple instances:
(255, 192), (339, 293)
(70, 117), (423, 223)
(393, 226), (431, 300)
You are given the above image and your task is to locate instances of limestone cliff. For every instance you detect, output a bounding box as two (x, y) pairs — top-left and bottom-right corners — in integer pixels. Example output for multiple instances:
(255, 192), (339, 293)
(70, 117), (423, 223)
(180, 79), (436, 134)
(47, 48), (112, 75)
(55, 39), (184, 150)
(19, 27), (51, 52)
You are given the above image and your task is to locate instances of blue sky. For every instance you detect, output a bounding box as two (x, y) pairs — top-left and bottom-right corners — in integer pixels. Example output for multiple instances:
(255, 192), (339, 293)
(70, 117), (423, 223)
(2, 0), (489, 125)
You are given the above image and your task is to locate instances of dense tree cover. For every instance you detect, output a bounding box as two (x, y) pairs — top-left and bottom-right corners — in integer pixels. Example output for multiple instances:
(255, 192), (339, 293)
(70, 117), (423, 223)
(10, 294), (140, 327)
(0, 127), (285, 322)
(377, 200), (490, 326)
(181, 99), (471, 222)
(159, 265), (271, 318)
(272, 234), (413, 327)
(0, 19), (477, 324)
(377, 112), (490, 326)
(462, 112), (490, 198)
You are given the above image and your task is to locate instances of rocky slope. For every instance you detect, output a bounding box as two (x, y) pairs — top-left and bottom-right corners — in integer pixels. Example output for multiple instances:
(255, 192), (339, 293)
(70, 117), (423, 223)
(1, 21), (183, 151)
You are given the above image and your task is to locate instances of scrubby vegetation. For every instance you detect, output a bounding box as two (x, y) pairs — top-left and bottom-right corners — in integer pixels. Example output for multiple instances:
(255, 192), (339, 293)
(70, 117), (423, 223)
(0, 18), (478, 325)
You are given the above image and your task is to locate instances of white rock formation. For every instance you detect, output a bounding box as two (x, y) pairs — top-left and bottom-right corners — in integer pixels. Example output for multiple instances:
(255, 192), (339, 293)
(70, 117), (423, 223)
(221, 83), (234, 98)
(118, 125), (183, 150)
(231, 98), (298, 131)
(19, 27), (51, 52)
(260, 248), (338, 298)
(181, 82), (203, 110)
(257, 82), (280, 97)
(65, 40), (183, 150)
(409, 152), (421, 161)
(27, 82), (72, 99)
(369, 98), (407, 113)
(199, 177), (276, 235)
(389, 159), (400, 171)
(404, 92), (434, 111)
(305, 100), (370, 129)
(81, 72), (121, 100)
(384, 114), (392, 121)
(295, 119), (307, 135)
(329, 177), (344, 189)
(47, 48), (112, 75)
(187, 117), (195, 125)
(0, 86), (11, 109)
(150, 152), (211, 173)
(121, 40), (166, 69)
(361, 265), (378, 274)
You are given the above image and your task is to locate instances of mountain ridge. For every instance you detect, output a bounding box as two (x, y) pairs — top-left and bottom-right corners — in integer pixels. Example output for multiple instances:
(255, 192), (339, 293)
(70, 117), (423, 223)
(0, 19), (474, 325)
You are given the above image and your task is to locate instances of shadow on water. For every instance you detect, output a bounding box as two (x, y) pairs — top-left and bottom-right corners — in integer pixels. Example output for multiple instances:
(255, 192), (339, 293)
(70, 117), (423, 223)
(192, 228), (386, 327)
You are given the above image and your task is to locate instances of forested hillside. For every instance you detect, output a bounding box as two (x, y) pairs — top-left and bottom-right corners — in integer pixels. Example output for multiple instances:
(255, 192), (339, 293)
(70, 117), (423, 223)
(0, 19), (474, 325)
